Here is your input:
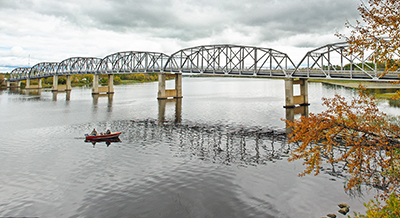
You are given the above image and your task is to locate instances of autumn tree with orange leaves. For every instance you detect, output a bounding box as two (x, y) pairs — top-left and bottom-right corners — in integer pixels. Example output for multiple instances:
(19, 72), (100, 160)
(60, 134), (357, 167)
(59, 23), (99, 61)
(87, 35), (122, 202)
(288, 0), (400, 217)
(287, 91), (400, 194)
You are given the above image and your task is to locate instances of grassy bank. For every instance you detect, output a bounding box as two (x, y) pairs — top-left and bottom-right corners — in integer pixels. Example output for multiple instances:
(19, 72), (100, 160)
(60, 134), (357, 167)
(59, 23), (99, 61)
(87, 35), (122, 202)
(312, 79), (400, 99)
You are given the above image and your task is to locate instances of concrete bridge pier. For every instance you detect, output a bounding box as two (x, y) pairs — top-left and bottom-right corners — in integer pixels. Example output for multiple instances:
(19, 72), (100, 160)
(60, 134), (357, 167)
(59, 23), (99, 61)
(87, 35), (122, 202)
(26, 78), (30, 89)
(38, 78), (42, 89)
(52, 75), (71, 92)
(52, 75), (58, 92)
(25, 78), (43, 89)
(92, 74), (114, 95)
(284, 78), (309, 108)
(7, 81), (21, 89)
(66, 75), (72, 91)
(92, 74), (99, 94)
(157, 72), (183, 99)
(107, 74), (114, 94)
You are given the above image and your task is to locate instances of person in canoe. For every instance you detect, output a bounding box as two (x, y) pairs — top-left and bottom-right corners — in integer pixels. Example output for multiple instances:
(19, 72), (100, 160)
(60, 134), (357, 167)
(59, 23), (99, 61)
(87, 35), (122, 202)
(90, 128), (98, 136)
(106, 129), (111, 134)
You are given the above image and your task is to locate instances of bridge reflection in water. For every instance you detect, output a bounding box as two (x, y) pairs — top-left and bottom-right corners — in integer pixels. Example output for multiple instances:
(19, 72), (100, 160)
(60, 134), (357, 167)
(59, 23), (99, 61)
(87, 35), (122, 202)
(127, 118), (289, 166)
(92, 93), (114, 106)
(284, 105), (309, 134)
(158, 98), (182, 126)
(154, 98), (313, 165)
(123, 115), (347, 181)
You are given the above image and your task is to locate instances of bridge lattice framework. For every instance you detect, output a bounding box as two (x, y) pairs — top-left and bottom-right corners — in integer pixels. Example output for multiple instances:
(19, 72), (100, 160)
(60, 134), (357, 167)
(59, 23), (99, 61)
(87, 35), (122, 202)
(6, 43), (400, 107)
(8, 43), (400, 81)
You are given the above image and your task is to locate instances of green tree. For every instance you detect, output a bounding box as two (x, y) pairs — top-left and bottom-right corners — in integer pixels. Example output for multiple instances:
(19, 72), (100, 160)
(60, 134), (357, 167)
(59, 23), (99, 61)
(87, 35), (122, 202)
(58, 77), (66, 85)
(0, 74), (4, 85)
(352, 193), (400, 218)
(100, 77), (108, 84)
(114, 76), (121, 85)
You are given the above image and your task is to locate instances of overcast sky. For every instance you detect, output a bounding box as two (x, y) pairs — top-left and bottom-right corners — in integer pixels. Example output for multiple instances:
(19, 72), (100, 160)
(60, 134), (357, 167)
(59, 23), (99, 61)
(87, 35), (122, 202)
(0, 0), (361, 73)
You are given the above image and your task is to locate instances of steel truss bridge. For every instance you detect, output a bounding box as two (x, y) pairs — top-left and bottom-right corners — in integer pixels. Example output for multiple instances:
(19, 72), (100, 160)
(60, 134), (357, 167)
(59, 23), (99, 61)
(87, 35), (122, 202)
(7, 42), (400, 82)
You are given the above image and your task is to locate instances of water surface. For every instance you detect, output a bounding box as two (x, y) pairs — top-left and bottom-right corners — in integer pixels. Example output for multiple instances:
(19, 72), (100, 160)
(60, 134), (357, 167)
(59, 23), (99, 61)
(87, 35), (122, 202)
(0, 77), (395, 218)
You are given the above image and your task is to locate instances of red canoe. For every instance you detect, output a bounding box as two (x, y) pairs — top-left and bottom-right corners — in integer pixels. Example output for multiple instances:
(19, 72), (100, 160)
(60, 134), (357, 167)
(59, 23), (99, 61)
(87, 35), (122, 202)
(85, 132), (122, 140)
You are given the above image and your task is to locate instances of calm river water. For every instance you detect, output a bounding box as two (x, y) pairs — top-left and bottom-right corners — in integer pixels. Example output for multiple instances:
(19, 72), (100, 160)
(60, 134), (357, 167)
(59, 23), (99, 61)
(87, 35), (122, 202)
(0, 77), (398, 218)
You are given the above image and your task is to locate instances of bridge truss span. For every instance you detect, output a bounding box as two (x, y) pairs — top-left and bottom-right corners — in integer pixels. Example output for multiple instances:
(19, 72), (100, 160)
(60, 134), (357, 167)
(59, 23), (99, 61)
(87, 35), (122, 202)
(97, 51), (170, 74)
(9, 67), (31, 81)
(7, 41), (400, 82)
(29, 62), (60, 79)
(164, 45), (296, 77)
(57, 57), (102, 75)
(293, 42), (400, 81)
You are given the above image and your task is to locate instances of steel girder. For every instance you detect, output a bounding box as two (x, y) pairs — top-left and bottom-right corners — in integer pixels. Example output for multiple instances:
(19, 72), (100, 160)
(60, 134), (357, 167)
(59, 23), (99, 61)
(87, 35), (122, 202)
(293, 42), (400, 80)
(57, 57), (102, 75)
(97, 51), (170, 74)
(164, 44), (296, 77)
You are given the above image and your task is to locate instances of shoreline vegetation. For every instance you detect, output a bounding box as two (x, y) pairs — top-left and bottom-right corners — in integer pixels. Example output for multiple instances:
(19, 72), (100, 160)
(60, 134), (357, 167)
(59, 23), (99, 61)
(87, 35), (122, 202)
(1, 73), (400, 99)
(0, 73), (167, 89)
(310, 79), (400, 99)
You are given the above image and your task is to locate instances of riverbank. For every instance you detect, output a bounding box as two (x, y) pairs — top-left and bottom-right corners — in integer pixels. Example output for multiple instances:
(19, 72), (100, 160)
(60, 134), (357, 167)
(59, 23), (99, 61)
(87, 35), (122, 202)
(317, 80), (400, 89)
(311, 79), (400, 99)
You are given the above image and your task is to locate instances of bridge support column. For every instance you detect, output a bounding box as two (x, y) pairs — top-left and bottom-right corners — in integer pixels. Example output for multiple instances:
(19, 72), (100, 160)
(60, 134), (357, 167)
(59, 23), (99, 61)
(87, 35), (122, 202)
(7, 81), (20, 88)
(299, 79), (309, 106)
(66, 75), (72, 91)
(107, 74), (114, 94)
(175, 73), (183, 98)
(52, 75), (58, 92)
(284, 78), (309, 108)
(26, 78), (30, 89)
(26, 78), (43, 90)
(158, 73), (166, 99)
(284, 79), (294, 108)
(38, 78), (42, 89)
(92, 74), (99, 95)
(157, 73), (183, 99)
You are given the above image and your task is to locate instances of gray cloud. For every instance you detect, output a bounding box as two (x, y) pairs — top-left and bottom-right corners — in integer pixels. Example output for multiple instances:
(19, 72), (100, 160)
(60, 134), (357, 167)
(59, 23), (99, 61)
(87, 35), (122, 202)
(0, 0), (361, 72)
(10, 0), (360, 42)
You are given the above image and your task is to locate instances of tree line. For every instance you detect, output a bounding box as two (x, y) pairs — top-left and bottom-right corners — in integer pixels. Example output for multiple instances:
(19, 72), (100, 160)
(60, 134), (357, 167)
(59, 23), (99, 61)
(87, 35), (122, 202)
(0, 73), (161, 88)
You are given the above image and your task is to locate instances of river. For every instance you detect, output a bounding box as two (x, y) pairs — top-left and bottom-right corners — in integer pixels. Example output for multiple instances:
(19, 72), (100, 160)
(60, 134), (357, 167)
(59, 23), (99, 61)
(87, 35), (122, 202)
(0, 77), (397, 218)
